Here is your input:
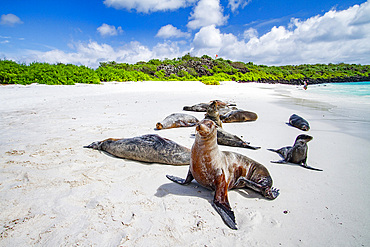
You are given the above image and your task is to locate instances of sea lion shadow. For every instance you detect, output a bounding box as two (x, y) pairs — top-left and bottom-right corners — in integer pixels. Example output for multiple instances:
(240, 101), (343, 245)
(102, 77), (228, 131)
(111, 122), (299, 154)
(155, 181), (264, 201)
(155, 182), (213, 203)
(285, 122), (294, 128)
(270, 157), (300, 168)
(234, 189), (266, 200)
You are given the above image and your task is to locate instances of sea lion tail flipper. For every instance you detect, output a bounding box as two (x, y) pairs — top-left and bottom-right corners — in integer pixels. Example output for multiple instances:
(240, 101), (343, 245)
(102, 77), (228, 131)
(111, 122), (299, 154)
(166, 170), (194, 185)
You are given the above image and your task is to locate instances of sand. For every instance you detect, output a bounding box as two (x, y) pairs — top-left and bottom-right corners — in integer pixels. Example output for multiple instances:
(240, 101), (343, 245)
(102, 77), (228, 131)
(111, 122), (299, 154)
(0, 81), (369, 246)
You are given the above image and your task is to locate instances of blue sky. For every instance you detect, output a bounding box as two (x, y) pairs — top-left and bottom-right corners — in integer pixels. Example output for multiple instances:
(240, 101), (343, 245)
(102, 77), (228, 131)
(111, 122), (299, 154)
(1, 0), (369, 67)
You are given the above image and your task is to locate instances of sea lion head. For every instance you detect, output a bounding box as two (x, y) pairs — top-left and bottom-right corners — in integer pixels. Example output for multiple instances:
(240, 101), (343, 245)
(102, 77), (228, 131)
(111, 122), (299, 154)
(206, 101), (219, 116)
(156, 122), (163, 130)
(196, 119), (217, 138)
(295, 134), (313, 144)
(301, 124), (310, 131)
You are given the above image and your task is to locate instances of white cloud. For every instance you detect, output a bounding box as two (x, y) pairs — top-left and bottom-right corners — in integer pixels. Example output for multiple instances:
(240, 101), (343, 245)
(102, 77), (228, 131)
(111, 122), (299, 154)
(228, 0), (251, 12)
(187, 0), (228, 30)
(97, 23), (123, 37)
(0, 14), (23, 26)
(21, 40), (184, 68)
(191, 1), (370, 65)
(191, 24), (238, 57)
(243, 27), (258, 40)
(103, 0), (197, 13)
(156, 24), (190, 39)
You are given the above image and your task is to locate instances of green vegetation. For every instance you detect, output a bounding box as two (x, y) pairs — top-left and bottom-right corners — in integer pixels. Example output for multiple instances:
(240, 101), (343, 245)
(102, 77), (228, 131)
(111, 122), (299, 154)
(0, 60), (99, 85)
(1, 56), (369, 85)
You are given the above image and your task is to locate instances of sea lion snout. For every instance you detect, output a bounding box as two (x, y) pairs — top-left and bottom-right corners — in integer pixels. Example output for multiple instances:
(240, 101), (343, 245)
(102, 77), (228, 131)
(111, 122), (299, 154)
(296, 134), (313, 142)
(196, 119), (215, 136)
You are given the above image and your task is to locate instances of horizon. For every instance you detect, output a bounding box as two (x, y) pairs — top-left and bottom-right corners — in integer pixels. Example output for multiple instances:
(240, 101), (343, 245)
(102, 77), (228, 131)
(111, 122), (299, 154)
(1, 0), (370, 68)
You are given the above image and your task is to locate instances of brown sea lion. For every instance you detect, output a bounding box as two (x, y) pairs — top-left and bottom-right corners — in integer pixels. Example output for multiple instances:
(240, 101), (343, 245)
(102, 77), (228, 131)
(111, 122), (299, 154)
(268, 134), (322, 171)
(156, 113), (199, 130)
(84, 134), (190, 165)
(288, 114), (310, 131)
(166, 119), (279, 230)
(221, 109), (258, 123)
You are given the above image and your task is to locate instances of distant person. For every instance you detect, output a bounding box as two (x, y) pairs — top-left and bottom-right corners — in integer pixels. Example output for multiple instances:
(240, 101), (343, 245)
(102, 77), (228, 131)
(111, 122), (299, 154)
(303, 81), (308, 90)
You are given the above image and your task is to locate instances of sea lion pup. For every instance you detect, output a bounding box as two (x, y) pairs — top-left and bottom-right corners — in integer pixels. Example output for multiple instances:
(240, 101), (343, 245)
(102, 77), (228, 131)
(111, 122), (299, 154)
(289, 114), (310, 131)
(84, 134), (190, 165)
(220, 109), (258, 123)
(166, 119), (279, 230)
(156, 113), (199, 130)
(268, 134), (322, 171)
(204, 100), (223, 127)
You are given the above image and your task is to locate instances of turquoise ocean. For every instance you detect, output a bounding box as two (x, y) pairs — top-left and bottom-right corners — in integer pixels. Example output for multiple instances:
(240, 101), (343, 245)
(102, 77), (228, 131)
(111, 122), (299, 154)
(308, 81), (370, 139)
(308, 81), (370, 98)
(277, 81), (370, 140)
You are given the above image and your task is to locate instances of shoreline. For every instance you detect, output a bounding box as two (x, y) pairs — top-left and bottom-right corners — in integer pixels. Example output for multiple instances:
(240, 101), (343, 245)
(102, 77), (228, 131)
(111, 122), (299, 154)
(0, 81), (369, 246)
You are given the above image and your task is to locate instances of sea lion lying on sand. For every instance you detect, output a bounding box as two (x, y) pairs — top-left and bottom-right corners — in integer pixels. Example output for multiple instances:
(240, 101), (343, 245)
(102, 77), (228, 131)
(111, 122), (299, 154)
(217, 127), (260, 150)
(221, 109), (258, 123)
(166, 119), (279, 230)
(183, 100), (236, 112)
(84, 134), (190, 165)
(156, 113), (199, 130)
(288, 114), (310, 131)
(268, 134), (322, 171)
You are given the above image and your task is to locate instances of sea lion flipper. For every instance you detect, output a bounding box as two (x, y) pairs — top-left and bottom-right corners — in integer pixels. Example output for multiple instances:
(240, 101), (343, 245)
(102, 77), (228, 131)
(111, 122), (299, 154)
(243, 144), (261, 150)
(235, 176), (280, 200)
(300, 164), (323, 171)
(166, 170), (194, 185)
(213, 173), (237, 230)
(212, 200), (237, 230)
(271, 160), (288, 164)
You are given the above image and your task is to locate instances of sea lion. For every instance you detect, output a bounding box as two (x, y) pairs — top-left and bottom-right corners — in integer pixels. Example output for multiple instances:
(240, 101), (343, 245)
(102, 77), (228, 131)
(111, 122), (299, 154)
(183, 100), (236, 112)
(268, 134), (322, 171)
(183, 102), (209, 112)
(289, 114), (310, 131)
(204, 101), (259, 149)
(217, 128), (260, 150)
(221, 109), (258, 123)
(166, 119), (279, 230)
(204, 100), (223, 127)
(156, 113), (199, 130)
(84, 134), (190, 165)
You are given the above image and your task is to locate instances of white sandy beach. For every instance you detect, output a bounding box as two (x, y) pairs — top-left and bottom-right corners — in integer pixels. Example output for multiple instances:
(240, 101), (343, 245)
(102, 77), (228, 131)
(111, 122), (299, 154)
(0, 81), (369, 246)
